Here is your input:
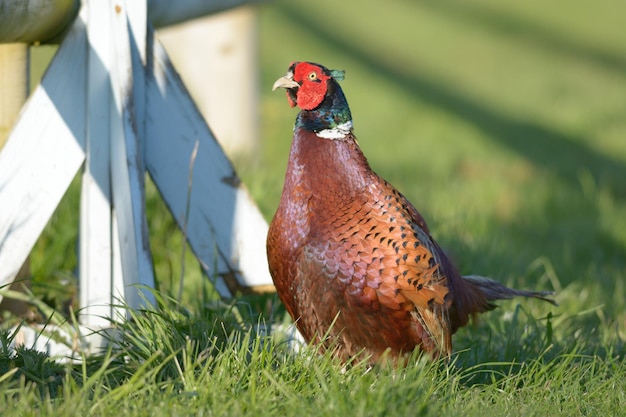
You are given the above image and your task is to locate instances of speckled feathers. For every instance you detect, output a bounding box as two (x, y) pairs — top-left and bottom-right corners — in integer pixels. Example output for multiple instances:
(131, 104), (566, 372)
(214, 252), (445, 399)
(267, 62), (556, 363)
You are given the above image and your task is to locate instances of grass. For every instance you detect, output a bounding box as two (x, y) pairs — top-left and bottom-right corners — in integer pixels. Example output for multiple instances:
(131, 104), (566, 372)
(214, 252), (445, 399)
(2, 0), (626, 415)
(0, 296), (624, 416)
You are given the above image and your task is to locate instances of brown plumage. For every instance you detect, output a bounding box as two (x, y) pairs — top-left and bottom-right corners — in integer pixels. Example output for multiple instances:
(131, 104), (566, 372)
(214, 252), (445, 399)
(267, 62), (556, 363)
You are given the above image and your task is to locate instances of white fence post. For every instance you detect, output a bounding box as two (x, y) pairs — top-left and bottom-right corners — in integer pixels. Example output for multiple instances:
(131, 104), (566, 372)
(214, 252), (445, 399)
(158, 5), (259, 157)
(0, 13), (89, 308)
(0, 0), (274, 336)
(107, 0), (156, 316)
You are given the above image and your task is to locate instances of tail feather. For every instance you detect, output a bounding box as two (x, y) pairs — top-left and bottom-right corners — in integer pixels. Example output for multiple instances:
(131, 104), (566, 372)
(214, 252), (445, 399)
(463, 275), (558, 306)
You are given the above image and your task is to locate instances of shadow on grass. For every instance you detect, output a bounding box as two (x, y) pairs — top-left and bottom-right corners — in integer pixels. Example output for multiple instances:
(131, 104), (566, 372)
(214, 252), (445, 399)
(276, 2), (626, 201)
(416, 0), (626, 78)
(274, 3), (626, 344)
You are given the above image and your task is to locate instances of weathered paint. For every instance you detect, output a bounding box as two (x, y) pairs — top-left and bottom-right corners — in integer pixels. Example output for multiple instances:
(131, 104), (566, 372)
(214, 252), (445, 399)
(0, 12), (87, 297)
(145, 34), (273, 297)
(0, 0), (273, 327)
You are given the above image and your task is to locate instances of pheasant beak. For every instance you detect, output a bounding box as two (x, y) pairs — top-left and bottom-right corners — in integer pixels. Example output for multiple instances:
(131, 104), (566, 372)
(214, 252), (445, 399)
(272, 73), (300, 91)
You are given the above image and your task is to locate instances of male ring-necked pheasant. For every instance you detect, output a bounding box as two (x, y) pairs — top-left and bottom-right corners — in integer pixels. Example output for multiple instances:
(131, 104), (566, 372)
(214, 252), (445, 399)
(267, 61), (556, 363)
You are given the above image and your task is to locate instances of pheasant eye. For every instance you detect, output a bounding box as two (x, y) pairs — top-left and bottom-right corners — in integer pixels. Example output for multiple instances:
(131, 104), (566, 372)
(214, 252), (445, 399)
(308, 72), (318, 81)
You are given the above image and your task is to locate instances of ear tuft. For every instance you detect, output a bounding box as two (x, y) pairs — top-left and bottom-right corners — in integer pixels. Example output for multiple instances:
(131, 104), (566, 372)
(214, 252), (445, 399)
(330, 69), (345, 81)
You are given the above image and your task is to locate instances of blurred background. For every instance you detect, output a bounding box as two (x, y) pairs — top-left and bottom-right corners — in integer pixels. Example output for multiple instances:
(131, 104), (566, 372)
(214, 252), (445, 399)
(4, 0), (625, 343)
(252, 0), (626, 344)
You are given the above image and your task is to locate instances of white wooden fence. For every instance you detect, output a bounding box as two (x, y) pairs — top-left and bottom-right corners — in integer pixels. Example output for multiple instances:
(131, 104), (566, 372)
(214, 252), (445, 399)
(0, 0), (273, 337)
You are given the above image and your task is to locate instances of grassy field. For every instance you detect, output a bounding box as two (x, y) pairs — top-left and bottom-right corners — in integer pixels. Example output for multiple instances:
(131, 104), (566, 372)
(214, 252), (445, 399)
(2, 0), (626, 415)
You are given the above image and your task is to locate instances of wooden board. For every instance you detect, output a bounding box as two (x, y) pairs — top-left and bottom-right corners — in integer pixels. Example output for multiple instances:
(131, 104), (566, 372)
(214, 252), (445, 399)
(0, 0), (274, 316)
(0, 13), (87, 296)
(145, 33), (274, 297)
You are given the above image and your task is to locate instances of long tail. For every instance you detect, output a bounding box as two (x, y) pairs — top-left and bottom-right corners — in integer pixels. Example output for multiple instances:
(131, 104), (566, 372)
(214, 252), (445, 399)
(463, 275), (558, 306)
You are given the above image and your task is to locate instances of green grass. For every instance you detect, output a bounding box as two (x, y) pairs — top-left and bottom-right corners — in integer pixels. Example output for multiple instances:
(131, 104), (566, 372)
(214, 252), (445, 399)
(0, 296), (624, 416)
(2, 0), (626, 415)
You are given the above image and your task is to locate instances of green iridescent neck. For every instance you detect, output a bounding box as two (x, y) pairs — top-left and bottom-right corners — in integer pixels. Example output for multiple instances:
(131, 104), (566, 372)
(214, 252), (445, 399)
(295, 79), (352, 134)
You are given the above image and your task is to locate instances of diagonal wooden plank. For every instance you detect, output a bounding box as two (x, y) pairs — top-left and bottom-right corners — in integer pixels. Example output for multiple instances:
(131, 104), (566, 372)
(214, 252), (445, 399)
(0, 12), (87, 298)
(145, 32), (273, 297)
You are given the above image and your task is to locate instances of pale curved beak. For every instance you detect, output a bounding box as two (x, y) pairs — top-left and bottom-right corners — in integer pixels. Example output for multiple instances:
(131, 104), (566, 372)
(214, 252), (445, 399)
(272, 74), (300, 91)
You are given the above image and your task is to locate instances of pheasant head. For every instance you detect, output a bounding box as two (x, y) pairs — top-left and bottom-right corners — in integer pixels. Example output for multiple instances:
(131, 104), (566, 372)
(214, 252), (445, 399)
(272, 61), (352, 138)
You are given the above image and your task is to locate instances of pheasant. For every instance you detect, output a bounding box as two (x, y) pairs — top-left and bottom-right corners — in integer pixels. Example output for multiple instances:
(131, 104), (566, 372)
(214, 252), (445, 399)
(267, 61), (555, 363)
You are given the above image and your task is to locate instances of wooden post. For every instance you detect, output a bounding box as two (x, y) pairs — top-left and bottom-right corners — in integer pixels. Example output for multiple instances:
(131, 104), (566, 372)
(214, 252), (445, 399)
(157, 5), (259, 157)
(0, 43), (32, 317)
(0, 43), (28, 147)
(0, 0), (273, 328)
(0, 19), (88, 309)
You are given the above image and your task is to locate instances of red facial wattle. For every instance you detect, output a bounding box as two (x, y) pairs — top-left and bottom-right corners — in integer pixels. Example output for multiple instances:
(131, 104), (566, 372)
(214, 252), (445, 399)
(286, 89), (297, 108)
(292, 62), (331, 111)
